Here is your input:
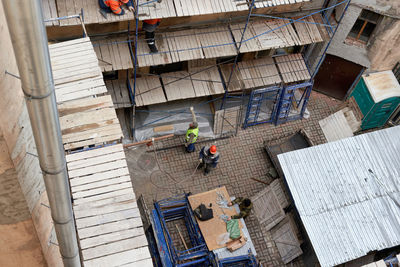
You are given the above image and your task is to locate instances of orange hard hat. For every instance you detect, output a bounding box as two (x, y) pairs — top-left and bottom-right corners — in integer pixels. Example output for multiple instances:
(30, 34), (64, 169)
(209, 145), (217, 154)
(120, 0), (129, 3)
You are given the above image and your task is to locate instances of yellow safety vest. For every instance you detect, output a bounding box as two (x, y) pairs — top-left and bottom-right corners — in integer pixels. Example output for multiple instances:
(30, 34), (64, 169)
(185, 127), (199, 143)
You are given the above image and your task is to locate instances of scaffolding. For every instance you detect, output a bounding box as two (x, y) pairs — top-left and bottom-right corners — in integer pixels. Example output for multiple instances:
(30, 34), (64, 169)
(77, 0), (351, 139)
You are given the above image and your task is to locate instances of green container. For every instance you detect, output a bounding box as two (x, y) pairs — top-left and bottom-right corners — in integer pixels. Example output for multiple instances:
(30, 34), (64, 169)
(351, 71), (400, 130)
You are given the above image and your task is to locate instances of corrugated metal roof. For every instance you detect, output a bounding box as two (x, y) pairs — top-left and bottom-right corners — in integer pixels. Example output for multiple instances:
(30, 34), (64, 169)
(278, 126), (400, 267)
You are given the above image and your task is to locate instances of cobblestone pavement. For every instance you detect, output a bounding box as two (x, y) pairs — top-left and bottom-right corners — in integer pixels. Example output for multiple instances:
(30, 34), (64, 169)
(126, 91), (340, 266)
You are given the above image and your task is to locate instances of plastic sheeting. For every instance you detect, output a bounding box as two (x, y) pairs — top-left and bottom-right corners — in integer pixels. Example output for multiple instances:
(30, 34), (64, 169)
(134, 99), (216, 141)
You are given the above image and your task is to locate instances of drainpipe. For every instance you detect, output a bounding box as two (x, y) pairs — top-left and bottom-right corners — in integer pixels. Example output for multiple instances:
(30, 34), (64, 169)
(2, 0), (81, 266)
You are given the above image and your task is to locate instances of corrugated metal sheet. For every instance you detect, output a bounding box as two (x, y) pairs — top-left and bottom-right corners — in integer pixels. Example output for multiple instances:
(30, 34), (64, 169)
(278, 126), (400, 267)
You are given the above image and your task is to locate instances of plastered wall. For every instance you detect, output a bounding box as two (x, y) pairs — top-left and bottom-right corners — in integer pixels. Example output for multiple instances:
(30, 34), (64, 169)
(368, 17), (400, 71)
(0, 1), (62, 266)
(329, 1), (400, 71)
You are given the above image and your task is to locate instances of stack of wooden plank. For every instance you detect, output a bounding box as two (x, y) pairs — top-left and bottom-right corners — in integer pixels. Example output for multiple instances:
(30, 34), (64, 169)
(49, 38), (123, 150)
(105, 79), (132, 109)
(275, 53), (310, 83)
(93, 38), (133, 72)
(66, 144), (152, 266)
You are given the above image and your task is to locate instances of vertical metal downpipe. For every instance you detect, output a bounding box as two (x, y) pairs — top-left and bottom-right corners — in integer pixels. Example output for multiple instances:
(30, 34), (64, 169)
(2, 0), (81, 266)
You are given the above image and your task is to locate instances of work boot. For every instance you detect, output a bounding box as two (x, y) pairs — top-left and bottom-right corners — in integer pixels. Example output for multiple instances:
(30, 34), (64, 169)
(148, 44), (158, 53)
(203, 170), (210, 176)
(99, 9), (108, 19)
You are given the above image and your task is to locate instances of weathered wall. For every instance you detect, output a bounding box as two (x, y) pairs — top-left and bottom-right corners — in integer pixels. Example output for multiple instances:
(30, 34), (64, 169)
(328, 4), (371, 67)
(368, 17), (400, 71)
(0, 1), (62, 266)
(329, 1), (400, 71)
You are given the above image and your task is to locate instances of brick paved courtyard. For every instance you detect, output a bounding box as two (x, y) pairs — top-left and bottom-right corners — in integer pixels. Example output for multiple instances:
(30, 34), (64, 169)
(125, 91), (340, 266)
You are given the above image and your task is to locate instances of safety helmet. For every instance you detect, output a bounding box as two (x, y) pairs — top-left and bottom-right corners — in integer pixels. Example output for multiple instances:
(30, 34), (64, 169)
(209, 145), (217, 154)
(120, 0), (129, 3)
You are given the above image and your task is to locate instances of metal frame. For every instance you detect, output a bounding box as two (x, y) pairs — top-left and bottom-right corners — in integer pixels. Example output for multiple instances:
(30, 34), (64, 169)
(125, 0), (351, 135)
(150, 194), (213, 266)
(216, 250), (260, 267)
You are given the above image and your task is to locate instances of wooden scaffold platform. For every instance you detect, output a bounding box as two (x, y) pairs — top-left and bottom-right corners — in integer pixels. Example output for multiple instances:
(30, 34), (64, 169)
(49, 37), (151, 266)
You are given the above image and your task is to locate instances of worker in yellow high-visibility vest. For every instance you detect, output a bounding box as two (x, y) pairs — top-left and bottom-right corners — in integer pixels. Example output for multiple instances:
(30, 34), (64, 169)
(185, 107), (199, 153)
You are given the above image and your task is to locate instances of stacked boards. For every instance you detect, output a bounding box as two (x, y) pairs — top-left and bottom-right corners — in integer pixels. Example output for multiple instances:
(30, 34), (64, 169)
(66, 145), (151, 266)
(49, 37), (151, 266)
(49, 37), (123, 150)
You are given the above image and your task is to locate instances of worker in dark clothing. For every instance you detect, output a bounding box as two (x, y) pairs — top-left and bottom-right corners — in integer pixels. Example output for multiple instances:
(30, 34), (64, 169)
(143, 19), (161, 53)
(198, 145), (219, 176)
(228, 197), (252, 220)
(99, 0), (134, 18)
(185, 107), (199, 153)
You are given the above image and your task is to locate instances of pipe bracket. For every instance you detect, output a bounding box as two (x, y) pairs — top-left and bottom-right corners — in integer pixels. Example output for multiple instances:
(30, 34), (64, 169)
(22, 87), (54, 100)
(41, 163), (66, 176)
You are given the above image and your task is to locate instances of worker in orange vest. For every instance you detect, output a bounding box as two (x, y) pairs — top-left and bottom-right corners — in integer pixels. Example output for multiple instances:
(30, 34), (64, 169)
(99, 0), (134, 18)
(143, 19), (161, 53)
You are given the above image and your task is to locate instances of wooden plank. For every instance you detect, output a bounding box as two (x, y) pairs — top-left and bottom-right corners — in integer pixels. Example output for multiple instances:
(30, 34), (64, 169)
(319, 110), (354, 142)
(76, 208), (141, 229)
(66, 143), (123, 162)
(82, 235), (148, 260)
(67, 151), (126, 170)
(270, 179), (290, 209)
(162, 71), (196, 101)
(60, 107), (116, 129)
(68, 158), (127, 178)
(83, 247), (151, 267)
(121, 258), (153, 267)
(271, 217), (302, 264)
(78, 217), (143, 239)
(70, 167), (130, 187)
(72, 182), (133, 199)
(71, 175), (131, 193)
(251, 186), (285, 231)
(63, 133), (122, 150)
(74, 188), (134, 205)
(80, 228), (145, 249)
(74, 197), (137, 217)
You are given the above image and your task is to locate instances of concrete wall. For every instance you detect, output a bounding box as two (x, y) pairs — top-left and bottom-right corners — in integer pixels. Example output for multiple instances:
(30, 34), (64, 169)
(327, 4), (371, 68)
(328, 1), (400, 71)
(0, 2), (62, 266)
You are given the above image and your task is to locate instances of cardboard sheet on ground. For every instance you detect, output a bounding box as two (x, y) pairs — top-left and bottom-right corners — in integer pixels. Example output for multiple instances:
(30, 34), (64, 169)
(188, 187), (243, 250)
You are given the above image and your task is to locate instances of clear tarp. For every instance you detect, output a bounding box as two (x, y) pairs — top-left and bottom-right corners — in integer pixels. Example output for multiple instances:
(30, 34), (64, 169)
(134, 99), (216, 141)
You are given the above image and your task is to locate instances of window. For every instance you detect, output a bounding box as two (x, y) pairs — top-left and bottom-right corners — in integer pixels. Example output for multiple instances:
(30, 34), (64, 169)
(348, 10), (381, 42)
